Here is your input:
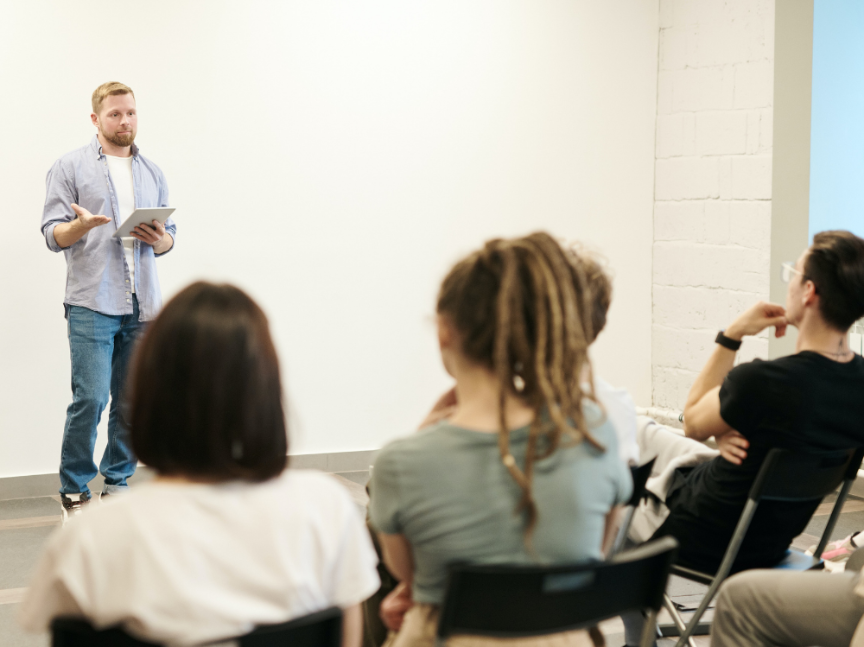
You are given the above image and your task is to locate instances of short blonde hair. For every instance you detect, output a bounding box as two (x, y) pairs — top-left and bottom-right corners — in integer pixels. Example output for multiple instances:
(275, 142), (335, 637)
(92, 82), (135, 114)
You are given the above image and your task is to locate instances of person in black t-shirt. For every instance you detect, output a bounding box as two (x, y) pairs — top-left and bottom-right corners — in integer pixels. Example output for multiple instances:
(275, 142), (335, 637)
(621, 231), (864, 646)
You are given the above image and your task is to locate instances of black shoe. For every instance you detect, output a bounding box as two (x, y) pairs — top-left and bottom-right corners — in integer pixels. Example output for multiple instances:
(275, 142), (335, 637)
(60, 492), (92, 524)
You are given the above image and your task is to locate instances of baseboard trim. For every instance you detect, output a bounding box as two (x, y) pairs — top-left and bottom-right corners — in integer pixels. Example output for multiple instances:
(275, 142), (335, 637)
(0, 450), (379, 501)
(9, 449), (862, 503)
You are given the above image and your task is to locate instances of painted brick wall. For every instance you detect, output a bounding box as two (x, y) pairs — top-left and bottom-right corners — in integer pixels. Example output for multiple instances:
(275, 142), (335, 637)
(652, 0), (776, 410)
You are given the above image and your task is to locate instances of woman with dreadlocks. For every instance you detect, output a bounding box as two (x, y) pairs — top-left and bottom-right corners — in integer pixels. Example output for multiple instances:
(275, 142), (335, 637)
(368, 232), (632, 647)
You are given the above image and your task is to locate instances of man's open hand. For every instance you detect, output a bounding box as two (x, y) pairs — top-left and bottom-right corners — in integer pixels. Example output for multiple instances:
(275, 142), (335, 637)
(70, 203), (111, 230)
(131, 219), (166, 246)
(726, 302), (788, 340)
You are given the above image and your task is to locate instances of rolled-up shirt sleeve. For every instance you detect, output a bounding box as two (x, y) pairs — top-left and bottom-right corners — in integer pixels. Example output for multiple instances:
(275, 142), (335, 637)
(41, 160), (78, 252)
(41, 160), (77, 253)
(155, 170), (175, 256)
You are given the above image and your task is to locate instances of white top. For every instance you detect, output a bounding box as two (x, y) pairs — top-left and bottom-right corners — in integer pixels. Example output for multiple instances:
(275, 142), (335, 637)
(19, 470), (380, 646)
(595, 376), (640, 465)
(105, 154), (136, 294)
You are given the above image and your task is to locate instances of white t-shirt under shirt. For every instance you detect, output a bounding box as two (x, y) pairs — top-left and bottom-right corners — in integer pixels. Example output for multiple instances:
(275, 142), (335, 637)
(18, 470), (380, 646)
(105, 154), (136, 293)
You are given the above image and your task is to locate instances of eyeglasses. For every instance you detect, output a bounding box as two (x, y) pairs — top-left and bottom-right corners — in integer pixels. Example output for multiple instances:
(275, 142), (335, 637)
(781, 262), (803, 284)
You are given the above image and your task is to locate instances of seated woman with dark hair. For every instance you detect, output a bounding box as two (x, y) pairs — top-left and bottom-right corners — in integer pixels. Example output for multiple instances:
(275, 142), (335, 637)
(369, 233), (632, 647)
(19, 282), (379, 646)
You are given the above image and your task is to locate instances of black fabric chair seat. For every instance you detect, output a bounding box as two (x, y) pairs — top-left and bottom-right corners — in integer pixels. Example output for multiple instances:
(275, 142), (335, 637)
(670, 548), (823, 588)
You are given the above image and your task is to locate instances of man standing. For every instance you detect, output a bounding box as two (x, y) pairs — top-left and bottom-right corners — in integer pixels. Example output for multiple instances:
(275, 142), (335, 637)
(41, 82), (176, 519)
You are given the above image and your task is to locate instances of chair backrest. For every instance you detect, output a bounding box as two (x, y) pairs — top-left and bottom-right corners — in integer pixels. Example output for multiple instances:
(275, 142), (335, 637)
(627, 458), (657, 507)
(749, 447), (864, 502)
(436, 536), (678, 640)
(51, 607), (343, 647)
(703, 446), (864, 584)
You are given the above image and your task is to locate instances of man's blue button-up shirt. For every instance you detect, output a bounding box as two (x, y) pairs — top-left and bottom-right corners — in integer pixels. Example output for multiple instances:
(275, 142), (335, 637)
(41, 135), (176, 322)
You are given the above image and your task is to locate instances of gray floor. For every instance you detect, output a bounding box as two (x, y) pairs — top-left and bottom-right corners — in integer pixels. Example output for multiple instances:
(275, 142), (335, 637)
(2, 477), (863, 647)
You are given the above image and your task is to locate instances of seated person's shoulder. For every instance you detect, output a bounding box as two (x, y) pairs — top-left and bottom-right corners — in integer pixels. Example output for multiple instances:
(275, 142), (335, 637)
(580, 399), (621, 455)
(726, 356), (779, 382)
(719, 354), (827, 436)
(381, 421), (455, 458)
(721, 356), (809, 402)
(725, 351), (860, 391)
(573, 399), (632, 502)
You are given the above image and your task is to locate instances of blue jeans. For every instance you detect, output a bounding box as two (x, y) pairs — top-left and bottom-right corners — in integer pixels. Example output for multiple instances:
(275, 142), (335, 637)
(59, 297), (146, 495)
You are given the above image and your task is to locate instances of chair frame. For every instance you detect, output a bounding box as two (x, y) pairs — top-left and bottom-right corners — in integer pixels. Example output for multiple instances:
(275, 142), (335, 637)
(609, 457), (657, 556)
(436, 536), (679, 647)
(51, 606), (343, 647)
(662, 446), (864, 647)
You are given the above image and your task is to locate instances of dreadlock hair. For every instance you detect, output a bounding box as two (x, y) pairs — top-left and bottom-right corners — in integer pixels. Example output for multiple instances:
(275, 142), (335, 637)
(436, 232), (603, 541)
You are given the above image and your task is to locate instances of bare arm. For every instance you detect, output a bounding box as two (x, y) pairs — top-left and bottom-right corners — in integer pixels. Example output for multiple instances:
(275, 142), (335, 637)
(378, 533), (413, 584)
(52, 204), (111, 248)
(377, 534), (415, 632)
(602, 506), (624, 556)
(341, 604), (363, 647)
(683, 302), (788, 441)
(682, 370), (735, 442)
(153, 233), (173, 254)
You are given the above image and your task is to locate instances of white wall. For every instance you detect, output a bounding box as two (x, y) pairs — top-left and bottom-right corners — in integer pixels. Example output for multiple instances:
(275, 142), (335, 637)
(652, 0), (775, 410)
(0, 1), (658, 478)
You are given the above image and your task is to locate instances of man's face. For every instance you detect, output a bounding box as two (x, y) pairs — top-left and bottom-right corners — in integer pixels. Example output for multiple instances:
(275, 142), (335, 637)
(92, 93), (137, 148)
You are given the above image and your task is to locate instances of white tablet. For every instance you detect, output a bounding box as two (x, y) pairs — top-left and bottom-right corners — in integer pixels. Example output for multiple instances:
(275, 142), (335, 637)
(112, 208), (176, 238)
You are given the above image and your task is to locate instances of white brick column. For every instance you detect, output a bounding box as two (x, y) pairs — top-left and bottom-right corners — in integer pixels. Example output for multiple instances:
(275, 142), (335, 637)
(652, 0), (776, 410)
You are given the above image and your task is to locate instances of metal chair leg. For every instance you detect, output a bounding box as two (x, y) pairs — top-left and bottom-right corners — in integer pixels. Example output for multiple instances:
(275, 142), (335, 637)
(639, 609), (658, 647)
(663, 594), (697, 647)
(814, 478), (854, 558)
(673, 574), (727, 647)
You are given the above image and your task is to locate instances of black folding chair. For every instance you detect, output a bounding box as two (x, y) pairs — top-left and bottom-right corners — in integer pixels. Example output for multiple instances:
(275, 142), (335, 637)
(663, 446), (864, 647)
(610, 457), (657, 556)
(436, 536), (678, 647)
(51, 606), (342, 647)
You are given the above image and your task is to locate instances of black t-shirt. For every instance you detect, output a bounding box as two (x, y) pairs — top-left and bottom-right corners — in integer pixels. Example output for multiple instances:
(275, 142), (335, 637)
(652, 351), (864, 574)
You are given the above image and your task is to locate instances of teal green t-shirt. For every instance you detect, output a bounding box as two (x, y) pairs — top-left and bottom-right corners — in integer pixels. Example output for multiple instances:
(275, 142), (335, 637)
(368, 401), (632, 604)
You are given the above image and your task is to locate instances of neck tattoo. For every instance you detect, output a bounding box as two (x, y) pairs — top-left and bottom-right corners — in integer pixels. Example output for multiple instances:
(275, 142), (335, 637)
(816, 341), (854, 359)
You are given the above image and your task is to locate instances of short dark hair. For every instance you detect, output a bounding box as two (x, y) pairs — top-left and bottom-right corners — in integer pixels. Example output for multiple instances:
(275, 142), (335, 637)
(128, 282), (288, 482)
(803, 230), (864, 331)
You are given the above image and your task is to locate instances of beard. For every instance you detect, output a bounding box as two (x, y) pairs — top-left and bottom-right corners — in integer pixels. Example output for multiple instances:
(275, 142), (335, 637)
(103, 129), (136, 148)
